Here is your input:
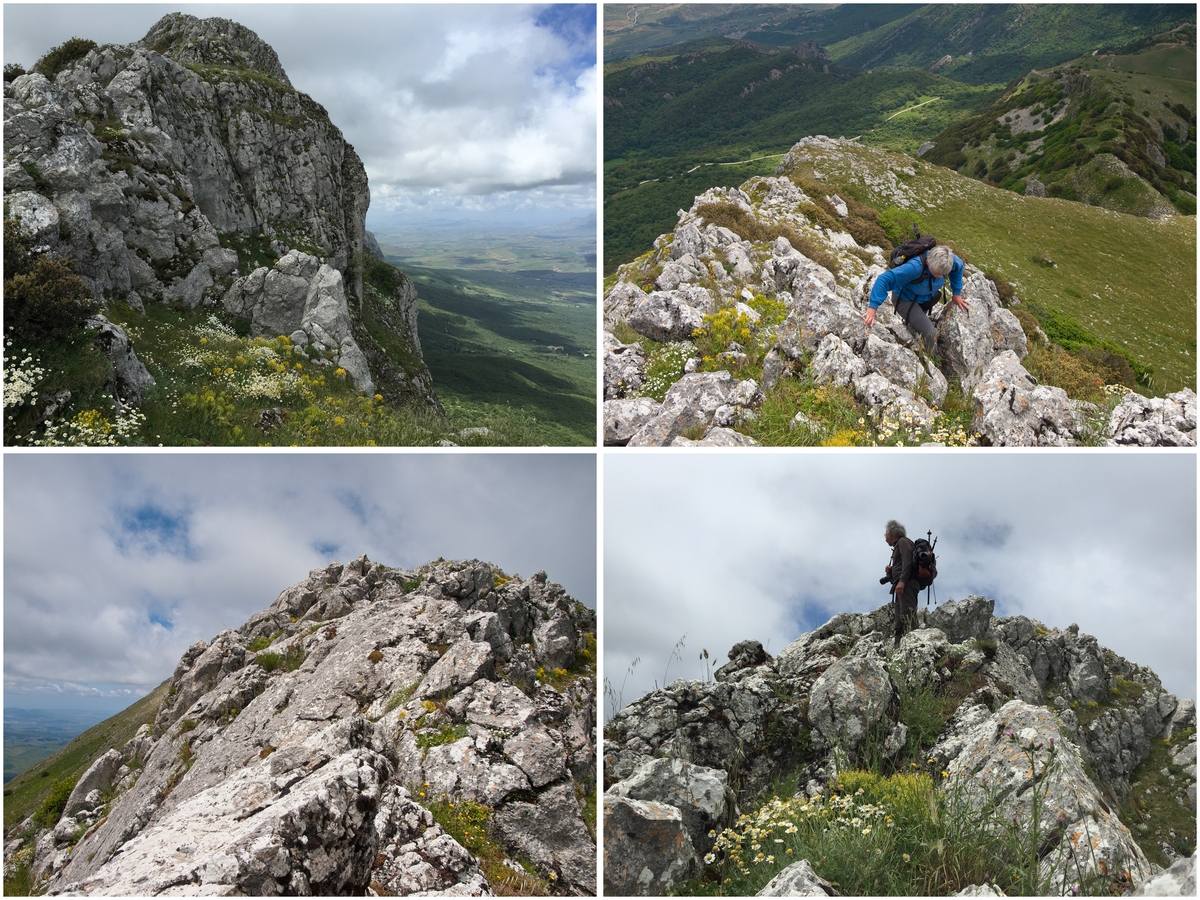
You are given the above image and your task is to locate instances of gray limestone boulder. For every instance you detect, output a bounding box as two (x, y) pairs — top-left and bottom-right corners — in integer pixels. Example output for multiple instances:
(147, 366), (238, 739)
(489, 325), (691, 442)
(936, 273), (1028, 394)
(493, 781), (597, 894)
(853, 371), (938, 429)
(807, 655), (895, 754)
(605, 333), (647, 400)
(1107, 389), (1196, 447)
(670, 426), (759, 446)
(85, 314), (155, 406)
(605, 397), (662, 446)
(971, 351), (1082, 446)
(756, 859), (838, 896)
(607, 757), (730, 855)
(603, 794), (697, 896)
(809, 333), (868, 388)
(939, 700), (1153, 895)
(605, 281), (650, 329)
(628, 290), (707, 342)
(627, 371), (752, 447)
(1133, 851), (1196, 895)
(928, 596), (995, 644)
(417, 637), (495, 698)
(63, 750), (124, 818)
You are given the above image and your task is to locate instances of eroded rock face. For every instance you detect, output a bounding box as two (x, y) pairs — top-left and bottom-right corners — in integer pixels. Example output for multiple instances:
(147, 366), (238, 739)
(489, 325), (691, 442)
(939, 701), (1153, 894)
(3, 13), (435, 405)
(604, 599), (1192, 896)
(30, 556), (596, 896)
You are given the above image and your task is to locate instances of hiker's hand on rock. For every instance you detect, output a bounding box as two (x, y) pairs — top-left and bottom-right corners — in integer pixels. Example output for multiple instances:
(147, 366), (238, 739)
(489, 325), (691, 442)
(863, 308), (876, 327)
(952, 294), (968, 311)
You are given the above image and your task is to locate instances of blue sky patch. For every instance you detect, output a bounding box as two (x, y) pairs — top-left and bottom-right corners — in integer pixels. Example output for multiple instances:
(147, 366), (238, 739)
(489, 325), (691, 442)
(114, 503), (197, 559)
(313, 541), (340, 558)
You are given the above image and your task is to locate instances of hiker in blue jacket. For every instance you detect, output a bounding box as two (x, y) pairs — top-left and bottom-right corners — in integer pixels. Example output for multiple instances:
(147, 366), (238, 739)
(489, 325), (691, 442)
(863, 244), (969, 352)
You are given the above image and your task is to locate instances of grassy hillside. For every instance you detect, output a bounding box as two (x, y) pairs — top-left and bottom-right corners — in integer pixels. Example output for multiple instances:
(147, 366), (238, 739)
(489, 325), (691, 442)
(923, 30), (1197, 216)
(827, 3), (1192, 85)
(603, 3), (919, 60)
(780, 143), (1195, 394)
(407, 265), (597, 446)
(3, 682), (169, 832)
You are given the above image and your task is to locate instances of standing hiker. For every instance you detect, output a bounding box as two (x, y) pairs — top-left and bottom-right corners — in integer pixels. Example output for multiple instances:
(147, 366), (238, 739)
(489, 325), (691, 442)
(863, 243), (969, 352)
(884, 519), (919, 647)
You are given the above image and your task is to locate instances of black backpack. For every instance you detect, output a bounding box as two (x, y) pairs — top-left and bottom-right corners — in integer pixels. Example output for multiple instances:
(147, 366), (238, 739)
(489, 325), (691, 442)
(912, 534), (938, 588)
(888, 234), (937, 298)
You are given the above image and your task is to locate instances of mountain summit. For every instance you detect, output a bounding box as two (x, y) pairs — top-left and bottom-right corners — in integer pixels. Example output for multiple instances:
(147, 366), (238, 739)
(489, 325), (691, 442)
(4, 14), (437, 408)
(8, 556), (596, 895)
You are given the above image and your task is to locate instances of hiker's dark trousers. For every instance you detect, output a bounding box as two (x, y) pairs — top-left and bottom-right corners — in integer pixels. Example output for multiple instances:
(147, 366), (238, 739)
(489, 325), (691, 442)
(893, 298), (936, 353)
(893, 583), (920, 645)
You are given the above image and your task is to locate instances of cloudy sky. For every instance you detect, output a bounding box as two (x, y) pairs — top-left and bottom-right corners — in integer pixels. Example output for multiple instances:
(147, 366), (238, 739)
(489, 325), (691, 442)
(5, 453), (595, 712)
(604, 453), (1196, 718)
(3, 3), (596, 227)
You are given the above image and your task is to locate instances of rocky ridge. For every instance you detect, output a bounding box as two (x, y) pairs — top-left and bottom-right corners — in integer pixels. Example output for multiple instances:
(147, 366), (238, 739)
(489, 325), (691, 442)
(603, 136), (1196, 447)
(4, 14), (436, 407)
(603, 596), (1196, 895)
(11, 557), (596, 896)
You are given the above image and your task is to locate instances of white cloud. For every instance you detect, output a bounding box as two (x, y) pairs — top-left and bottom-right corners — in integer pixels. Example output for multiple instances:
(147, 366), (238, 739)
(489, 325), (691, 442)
(5, 454), (595, 708)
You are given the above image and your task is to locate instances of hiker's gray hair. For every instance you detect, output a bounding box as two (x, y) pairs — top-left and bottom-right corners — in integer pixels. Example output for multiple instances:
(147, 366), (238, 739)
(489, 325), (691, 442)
(885, 520), (907, 539)
(927, 244), (954, 277)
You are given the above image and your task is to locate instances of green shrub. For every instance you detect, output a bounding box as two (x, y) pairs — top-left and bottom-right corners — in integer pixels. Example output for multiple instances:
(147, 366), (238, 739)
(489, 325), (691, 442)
(4, 63), (27, 82)
(33, 776), (78, 829)
(33, 37), (97, 80)
(3, 218), (98, 350)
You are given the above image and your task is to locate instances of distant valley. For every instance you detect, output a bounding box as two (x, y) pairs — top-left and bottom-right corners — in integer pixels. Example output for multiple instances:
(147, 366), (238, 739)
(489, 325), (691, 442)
(4, 709), (110, 783)
(370, 222), (597, 446)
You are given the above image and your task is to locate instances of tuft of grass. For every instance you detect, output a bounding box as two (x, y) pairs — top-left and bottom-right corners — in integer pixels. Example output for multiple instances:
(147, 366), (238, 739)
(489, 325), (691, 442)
(247, 631), (282, 653)
(426, 795), (551, 895)
(1118, 728), (1197, 868)
(255, 642), (305, 674)
(415, 724), (469, 751)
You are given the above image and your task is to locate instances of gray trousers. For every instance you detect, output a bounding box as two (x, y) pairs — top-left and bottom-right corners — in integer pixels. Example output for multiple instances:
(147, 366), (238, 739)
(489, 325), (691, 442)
(893, 298), (936, 353)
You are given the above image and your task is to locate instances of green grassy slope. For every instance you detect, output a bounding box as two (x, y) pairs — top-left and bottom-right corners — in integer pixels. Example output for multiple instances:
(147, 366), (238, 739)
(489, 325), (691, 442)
(3, 681), (169, 831)
(603, 3), (919, 60)
(781, 145), (1196, 393)
(827, 3), (1192, 85)
(922, 32), (1197, 217)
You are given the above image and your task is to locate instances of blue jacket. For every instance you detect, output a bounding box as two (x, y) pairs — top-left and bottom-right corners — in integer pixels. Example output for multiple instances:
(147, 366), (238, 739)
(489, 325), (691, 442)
(869, 253), (963, 309)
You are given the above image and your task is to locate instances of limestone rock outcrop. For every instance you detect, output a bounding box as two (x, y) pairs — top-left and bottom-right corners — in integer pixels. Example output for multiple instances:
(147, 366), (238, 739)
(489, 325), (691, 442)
(604, 596), (1195, 895)
(3, 13), (436, 408)
(602, 136), (1194, 447)
(17, 557), (595, 896)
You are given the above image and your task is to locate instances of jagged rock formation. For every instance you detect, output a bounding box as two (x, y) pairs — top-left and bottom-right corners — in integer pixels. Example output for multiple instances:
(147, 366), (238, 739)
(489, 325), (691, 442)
(603, 596), (1196, 896)
(603, 136), (1196, 447)
(3, 14), (437, 407)
(16, 557), (596, 895)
